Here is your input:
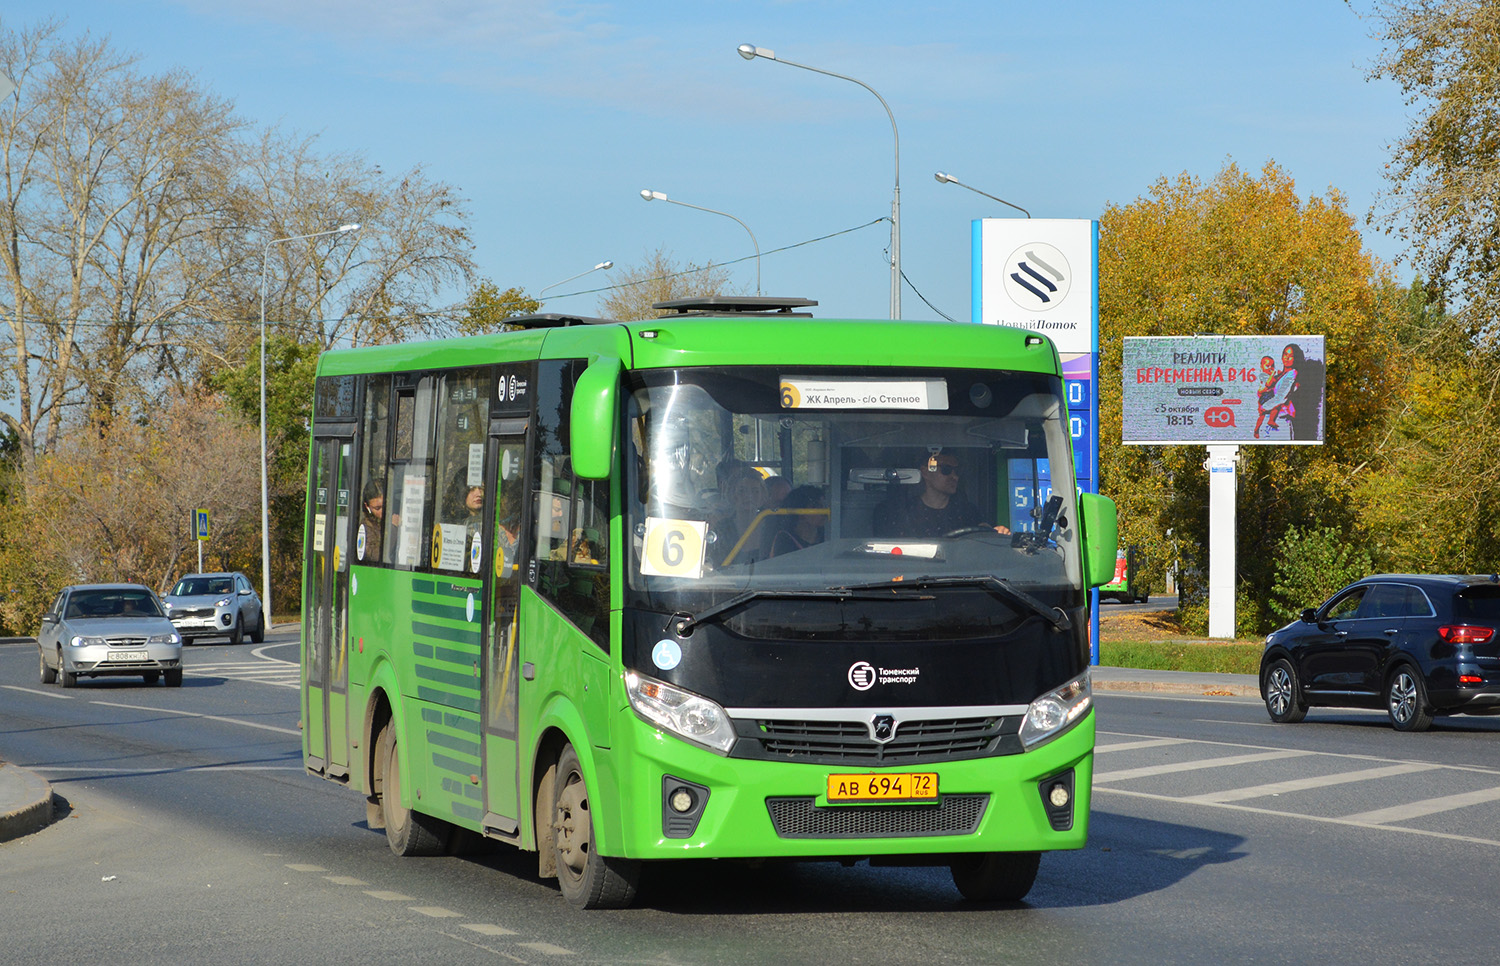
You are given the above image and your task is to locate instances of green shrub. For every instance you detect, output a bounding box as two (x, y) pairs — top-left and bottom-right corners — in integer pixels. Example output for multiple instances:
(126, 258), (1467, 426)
(1269, 525), (1373, 625)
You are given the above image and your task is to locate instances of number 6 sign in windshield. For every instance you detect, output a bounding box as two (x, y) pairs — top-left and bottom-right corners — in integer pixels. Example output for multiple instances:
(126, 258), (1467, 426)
(640, 516), (709, 579)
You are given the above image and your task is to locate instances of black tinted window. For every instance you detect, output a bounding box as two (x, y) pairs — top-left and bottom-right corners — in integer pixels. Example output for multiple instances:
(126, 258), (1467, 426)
(1455, 586), (1500, 622)
(1325, 588), (1365, 620)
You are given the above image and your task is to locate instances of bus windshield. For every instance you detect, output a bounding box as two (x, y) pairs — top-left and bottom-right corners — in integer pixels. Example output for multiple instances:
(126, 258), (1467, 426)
(625, 366), (1083, 622)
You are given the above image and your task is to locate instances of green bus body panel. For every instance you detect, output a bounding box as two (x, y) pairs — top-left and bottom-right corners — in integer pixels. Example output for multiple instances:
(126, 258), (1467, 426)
(315, 317), (1058, 378)
(311, 314), (1094, 865)
(627, 317), (1060, 373)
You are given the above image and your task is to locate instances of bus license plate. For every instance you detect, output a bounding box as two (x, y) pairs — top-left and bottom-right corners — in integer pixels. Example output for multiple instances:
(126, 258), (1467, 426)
(826, 772), (938, 802)
(108, 651), (147, 662)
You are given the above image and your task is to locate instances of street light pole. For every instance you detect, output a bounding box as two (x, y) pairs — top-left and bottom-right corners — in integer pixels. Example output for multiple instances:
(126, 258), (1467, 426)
(739, 43), (899, 318)
(259, 223), (359, 630)
(934, 171), (1031, 217)
(539, 260), (613, 297)
(640, 189), (761, 294)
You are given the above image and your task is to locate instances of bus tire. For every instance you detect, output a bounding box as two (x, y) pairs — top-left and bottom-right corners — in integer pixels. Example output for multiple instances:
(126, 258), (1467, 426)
(950, 851), (1040, 902)
(376, 723), (449, 856)
(551, 742), (639, 909)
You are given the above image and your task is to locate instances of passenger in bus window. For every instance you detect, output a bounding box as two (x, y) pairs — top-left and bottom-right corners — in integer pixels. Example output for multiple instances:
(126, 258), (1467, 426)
(360, 482), (386, 562)
(710, 462), (768, 564)
(768, 485), (826, 556)
(872, 449), (1010, 539)
(764, 475), (792, 508)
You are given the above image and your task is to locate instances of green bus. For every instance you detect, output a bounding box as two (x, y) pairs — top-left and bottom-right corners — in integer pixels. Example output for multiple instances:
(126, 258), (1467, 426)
(301, 296), (1117, 908)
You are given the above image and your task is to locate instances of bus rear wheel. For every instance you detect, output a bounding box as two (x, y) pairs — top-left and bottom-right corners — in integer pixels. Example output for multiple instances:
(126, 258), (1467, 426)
(951, 851), (1041, 902)
(376, 723), (449, 856)
(551, 743), (639, 909)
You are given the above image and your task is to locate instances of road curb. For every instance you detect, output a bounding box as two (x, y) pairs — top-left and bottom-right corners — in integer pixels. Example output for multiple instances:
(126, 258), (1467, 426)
(0, 763), (54, 843)
(1094, 679), (1261, 698)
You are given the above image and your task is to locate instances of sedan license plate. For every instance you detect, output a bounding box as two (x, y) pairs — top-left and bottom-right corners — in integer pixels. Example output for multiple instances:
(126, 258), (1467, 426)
(826, 772), (938, 802)
(107, 650), (148, 662)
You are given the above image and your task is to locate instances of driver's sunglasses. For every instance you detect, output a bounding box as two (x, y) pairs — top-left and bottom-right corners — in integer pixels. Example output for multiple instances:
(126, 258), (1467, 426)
(935, 464), (958, 476)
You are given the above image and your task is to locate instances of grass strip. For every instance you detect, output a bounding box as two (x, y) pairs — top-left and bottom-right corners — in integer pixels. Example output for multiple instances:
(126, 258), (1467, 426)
(1099, 640), (1262, 675)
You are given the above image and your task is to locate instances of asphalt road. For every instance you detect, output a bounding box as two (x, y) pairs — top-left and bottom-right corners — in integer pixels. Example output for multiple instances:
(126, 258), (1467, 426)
(4, 634), (1500, 964)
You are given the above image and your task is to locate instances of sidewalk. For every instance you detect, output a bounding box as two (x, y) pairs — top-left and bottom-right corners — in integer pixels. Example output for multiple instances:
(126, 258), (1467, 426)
(0, 761), (54, 843)
(1, 664), (1256, 845)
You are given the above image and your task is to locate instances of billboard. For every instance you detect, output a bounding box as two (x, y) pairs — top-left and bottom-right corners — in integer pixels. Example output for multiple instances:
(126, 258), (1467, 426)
(1122, 335), (1325, 445)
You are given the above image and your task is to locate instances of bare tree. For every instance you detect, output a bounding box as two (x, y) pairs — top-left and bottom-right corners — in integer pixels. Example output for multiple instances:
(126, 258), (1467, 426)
(597, 248), (734, 320)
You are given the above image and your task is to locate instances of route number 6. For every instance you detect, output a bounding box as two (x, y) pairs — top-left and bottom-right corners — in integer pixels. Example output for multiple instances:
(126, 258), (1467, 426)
(641, 517), (708, 578)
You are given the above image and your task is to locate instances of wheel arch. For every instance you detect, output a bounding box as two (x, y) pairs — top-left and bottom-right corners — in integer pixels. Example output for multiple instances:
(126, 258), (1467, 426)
(529, 695), (618, 859)
(1259, 647), (1297, 696)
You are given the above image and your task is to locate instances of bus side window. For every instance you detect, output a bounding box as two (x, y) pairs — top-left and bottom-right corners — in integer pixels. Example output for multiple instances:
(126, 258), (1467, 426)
(430, 367), (490, 573)
(532, 359), (610, 648)
(358, 375), (392, 565)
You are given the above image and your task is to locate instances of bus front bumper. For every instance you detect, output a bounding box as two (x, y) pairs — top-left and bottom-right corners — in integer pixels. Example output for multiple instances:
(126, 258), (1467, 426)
(606, 711), (1095, 861)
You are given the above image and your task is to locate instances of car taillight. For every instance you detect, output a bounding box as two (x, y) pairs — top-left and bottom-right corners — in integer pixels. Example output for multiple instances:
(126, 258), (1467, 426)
(1438, 625), (1495, 644)
(1460, 675), (1484, 685)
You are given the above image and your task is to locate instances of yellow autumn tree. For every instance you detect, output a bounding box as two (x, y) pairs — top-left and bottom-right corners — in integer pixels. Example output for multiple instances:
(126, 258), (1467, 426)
(1099, 160), (1402, 633)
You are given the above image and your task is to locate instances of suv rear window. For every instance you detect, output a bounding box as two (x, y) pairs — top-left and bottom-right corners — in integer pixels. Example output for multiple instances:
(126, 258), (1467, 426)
(1454, 585), (1500, 622)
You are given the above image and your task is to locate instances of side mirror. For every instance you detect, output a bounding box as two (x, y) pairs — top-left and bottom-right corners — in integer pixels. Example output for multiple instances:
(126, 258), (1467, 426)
(1300, 608), (1317, 623)
(570, 356), (622, 480)
(1078, 492), (1119, 589)
(40, 612), (56, 624)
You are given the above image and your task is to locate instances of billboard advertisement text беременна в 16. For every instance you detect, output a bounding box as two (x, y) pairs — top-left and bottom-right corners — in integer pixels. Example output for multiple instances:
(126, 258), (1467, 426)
(1121, 335), (1325, 445)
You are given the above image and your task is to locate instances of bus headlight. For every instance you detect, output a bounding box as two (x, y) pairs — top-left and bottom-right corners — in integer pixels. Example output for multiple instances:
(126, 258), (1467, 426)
(625, 671), (737, 755)
(1019, 671), (1092, 749)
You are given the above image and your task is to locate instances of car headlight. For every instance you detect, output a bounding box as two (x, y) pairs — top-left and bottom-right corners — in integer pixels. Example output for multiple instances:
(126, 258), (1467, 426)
(625, 671), (737, 755)
(147, 633), (180, 645)
(162, 601), (173, 612)
(215, 596), (233, 608)
(69, 635), (106, 648)
(1019, 671), (1092, 749)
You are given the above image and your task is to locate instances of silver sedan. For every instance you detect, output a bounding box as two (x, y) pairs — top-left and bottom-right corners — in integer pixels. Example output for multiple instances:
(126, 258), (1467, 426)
(36, 584), (184, 687)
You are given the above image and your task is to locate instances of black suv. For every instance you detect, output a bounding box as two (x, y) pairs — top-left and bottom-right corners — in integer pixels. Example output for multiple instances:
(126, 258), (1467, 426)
(1260, 574), (1500, 731)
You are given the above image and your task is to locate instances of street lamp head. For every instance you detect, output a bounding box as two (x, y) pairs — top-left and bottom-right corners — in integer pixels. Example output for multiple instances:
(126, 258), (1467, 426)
(596, 260), (614, 271)
(641, 189), (667, 202)
(934, 172), (955, 184)
(338, 223), (360, 232)
(738, 44), (774, 61)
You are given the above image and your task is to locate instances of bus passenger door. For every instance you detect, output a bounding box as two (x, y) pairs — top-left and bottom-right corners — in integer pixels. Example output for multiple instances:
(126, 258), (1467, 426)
(305, 434), (354, 778)
(481, 422), (529, 835)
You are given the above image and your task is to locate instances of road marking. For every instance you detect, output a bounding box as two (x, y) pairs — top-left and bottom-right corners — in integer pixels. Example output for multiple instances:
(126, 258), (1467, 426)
(1, 685), (73, 699)
(36, 765), (300, 774)
(1179, 762), (1444, 804)
(324, 875), (368, 886)
(90, 699), (299, 736)
(410, 906), (463, 918)
(365, 890), (415, 901)
(1094, 749), (1315, 783)
(463, 923), (518, 936)
(1095, 737), (1188, 754)
(519, 942), (576, 955)
(1098, 784), (1500, 850)
(1340, 785), (1500, 825)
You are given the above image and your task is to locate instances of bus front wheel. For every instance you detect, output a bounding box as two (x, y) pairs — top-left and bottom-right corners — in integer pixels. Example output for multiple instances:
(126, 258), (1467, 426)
(376, 723), (449, 856)
(951, 851), (1040, 902)
(550, 743), (640, 909)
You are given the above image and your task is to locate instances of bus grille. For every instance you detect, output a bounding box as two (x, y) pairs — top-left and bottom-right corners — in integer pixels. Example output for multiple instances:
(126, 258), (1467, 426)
(766, 795), (989, 839)
(738, 715), (1018, 766)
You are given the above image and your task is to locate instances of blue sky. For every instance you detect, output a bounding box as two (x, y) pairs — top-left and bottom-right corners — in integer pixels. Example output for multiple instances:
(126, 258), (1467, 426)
(7, 1), (1408, 322)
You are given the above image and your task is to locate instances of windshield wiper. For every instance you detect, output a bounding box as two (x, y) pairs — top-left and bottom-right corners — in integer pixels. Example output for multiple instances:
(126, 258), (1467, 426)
(833, 575), (1072, 633)
(669, 587), (932, 636)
